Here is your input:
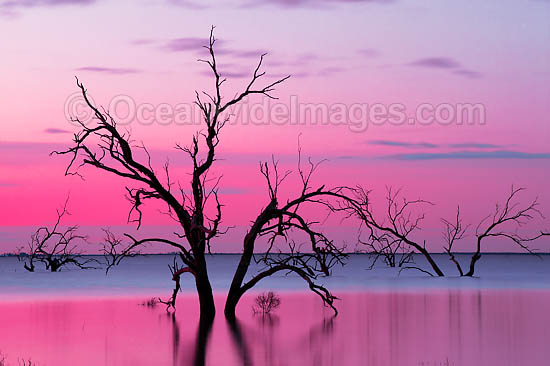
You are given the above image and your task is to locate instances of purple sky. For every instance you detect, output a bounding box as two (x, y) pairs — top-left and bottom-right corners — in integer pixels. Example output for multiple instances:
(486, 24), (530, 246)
(0, 0), (549, 252)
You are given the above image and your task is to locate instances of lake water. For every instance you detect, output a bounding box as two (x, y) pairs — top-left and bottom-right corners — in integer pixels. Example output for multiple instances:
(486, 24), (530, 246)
(0, 254), (549, 365)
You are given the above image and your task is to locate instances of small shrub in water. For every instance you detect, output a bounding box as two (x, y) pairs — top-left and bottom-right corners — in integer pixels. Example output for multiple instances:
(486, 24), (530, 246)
(253, 291), (281, 315)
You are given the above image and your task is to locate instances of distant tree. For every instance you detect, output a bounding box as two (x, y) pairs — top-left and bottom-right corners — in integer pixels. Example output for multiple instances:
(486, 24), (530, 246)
(17, 199), (98, 272)
(339, 186), (549, 277)
(101, 229), (141, 274)
(443, 186), (550, 276)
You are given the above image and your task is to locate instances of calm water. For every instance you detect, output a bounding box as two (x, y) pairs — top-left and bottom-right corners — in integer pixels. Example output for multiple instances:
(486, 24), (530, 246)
(1, 255), (549, 365)
(0, 291), (549, 366)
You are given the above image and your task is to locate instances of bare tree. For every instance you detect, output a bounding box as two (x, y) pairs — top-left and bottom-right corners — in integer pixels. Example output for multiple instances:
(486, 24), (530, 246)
(461, 186), (548, 276)
(343, 185), (549, 277)
(53, 27), (289, 320)
(340, 186), (445, 276)
(253, 291), (281, 315)
(361, 231), (414, 269)
(224, 154), (348, 320)
(441, 206), (469, 276)
(101, 229), (141, 274)
(18, 199), (97, 272)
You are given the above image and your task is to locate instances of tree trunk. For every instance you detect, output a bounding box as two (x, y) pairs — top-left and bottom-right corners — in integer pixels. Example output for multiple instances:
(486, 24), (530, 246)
(193, 252), (216, 321)
(224, 231), (257, 320)
(465, 253), (481, 277)
(417, 247), (444, 276)
(465, 238), (482, 277)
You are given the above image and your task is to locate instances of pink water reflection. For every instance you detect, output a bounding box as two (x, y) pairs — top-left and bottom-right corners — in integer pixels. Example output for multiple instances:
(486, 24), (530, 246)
(0, 290), (549, 366)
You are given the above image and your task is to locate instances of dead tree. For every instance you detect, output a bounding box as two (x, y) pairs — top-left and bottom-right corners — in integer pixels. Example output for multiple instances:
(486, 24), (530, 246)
(253, 291), (281, 315)
(18, 200), (97, 272)
(101, 229), (141, 274)
(444, 186), (549, 277)
(53, 27), (289, 320)
(361, 231), (414, 269)
(339, 186), (445, 276)
(224, 154), (348, 320)
(343, 186), (549, 277)
(441, 206), (469, 276)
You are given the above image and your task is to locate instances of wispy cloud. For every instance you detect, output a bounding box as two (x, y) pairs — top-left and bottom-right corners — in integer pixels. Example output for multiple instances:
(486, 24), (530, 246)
(357, 48), (379, 57)
(240, 0), (395, 9)
(453, 69), (482, 79)
(368, 140), (439, 148)
(384, 151), (550, 161)
(200, 69), (252, 79)
(409, 57), (460, 69)
(408, 56), (482, 79)
(0, 0), (95, 17)
(1, 0), (95, 7)
(76, 66), (140, 75)
(449, 142), (504, 149)
(167, 0), (208, 9)
(154, 37), (268, 61)
(369, 140), (508, 150)
(162, 37), (214, 52)
(44, 128), (71, 134)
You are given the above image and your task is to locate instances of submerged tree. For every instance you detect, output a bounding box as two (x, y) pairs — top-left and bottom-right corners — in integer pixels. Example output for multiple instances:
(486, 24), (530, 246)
(253, 291), (281, 316)
(54, 27), (347, 320)
(18, 199), (97, 272)
(339, 186), (444, 276)
(342, 185), (549, 277)
(444, 186), (550, 276)
(224, 155), (348, 319)
(101, 229), (142, 274)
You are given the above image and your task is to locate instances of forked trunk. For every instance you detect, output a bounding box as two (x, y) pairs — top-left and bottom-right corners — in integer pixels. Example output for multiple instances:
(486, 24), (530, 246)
(224, 231), (257, 320)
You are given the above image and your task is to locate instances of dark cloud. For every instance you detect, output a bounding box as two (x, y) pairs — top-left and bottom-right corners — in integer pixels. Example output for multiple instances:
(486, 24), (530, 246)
(76, 66), (140, 75)
(44, 128), (71, 134)
(368, 140), (439, 148)
(384, 151), (550, 161)
(409, 57), (460, 69)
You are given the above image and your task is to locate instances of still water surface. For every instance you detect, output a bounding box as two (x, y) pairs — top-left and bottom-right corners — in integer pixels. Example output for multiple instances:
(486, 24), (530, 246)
(0, 290), (548, 366)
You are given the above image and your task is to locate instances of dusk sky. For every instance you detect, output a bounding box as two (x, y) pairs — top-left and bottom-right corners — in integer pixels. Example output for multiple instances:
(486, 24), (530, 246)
(1, 0), (549, 253)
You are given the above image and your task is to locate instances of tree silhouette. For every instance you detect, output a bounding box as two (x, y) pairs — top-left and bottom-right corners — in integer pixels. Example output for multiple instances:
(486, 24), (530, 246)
(17, 198), (98, 272)
(224, 153), (348, 319)
(340, 185), (549, 276)
(53, 27), (352, 320)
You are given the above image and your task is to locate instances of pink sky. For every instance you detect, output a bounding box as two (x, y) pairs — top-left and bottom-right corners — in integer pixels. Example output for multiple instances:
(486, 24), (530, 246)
(0, 0), (549, 252)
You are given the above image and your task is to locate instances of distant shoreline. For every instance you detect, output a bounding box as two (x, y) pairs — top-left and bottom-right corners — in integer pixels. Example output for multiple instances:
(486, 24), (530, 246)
(2, 252), (550, 257)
